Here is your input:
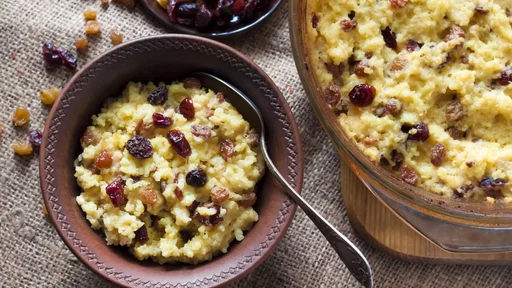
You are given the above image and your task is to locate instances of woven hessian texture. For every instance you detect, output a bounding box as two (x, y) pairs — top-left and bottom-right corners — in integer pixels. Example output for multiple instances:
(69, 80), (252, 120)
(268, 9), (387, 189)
(1, 1), (512, 287)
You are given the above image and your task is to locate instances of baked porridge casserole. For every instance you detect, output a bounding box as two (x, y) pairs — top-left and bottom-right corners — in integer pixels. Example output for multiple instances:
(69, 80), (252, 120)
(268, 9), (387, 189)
(75, 79), (264, 264)
(308, 0), (512, 202)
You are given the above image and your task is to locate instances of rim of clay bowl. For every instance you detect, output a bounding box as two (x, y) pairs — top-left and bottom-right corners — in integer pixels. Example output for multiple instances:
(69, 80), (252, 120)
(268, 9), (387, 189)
(40, 34), (303, 287)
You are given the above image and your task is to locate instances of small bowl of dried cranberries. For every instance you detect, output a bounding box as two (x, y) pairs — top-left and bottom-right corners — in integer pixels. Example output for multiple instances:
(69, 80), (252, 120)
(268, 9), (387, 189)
(140, 0), (281, 38)
(40, 34), (303, 287)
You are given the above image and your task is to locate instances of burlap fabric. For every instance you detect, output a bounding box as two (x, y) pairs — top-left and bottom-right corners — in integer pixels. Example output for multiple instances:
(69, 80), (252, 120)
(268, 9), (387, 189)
(2, 1), (512, 287)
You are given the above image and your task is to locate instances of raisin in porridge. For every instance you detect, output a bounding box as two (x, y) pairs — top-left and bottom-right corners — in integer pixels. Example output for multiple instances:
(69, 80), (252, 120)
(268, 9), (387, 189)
(308, 0), (512, 202)
(75, 79), (265, 264)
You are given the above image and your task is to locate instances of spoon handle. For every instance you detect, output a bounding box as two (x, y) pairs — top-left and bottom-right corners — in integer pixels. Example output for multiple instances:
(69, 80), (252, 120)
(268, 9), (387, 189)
(262, 152), (373, 288)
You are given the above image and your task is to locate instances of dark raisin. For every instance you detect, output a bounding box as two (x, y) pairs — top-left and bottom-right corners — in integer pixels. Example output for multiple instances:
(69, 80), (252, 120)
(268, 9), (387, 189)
(167, 129), (192, 158)
(134, 225), (149, 244)
(325, 62), (344, 79)
(334, 99), (350, 115)
(186, 168), (207, 187)
(187, 200), (200, 213)
(28, 130), (43, 148)
(195, 5), (214, 27)
(454, 184), (474, 198)
(475, 5), (489, 15)
(446, 99), (464, 122)
(389, 0), (407, 8)
(444, 24), (465, 42)
(349, 84), (376, 107)
(132, 176), (142, 183)
(126, 135), (153, 159)
(382, 26), (397, 50)
(152, 113), (173, 128)
(385, 98), (402, 116)
(447, 126), (465, 139)
(179, 230), (193, 243)
(348, 11), (356, 20)
(147, 86), (168, 105)
(174, 187), (184, 200)
(160, 179), (167, 192)
(56, 48), (77, 69)
(192, 125), (212, 138)
(406, 123), (430, 142)
(195, 204), (223, 226)
(374, 105), (387, 117)
(311, 12), (319, 28)
(480, 177), (507, 190)
(401, 165), (419, 185)
(354, 58), (371, 76)
(135, 120), (156, 138)
(460, 55), (469, 64)
(106, 178), (125, 206)
(406, 39), (423, 52)
(430, 143), (446, 166)
(379, 156), (390, 166)
(179, 97), (195, 120)
(175, 2), (199, 18)
(466, 161), (475, 168)
(220, 139), (236, 161)
(341, 19), (357, 32)
(324, 84), (341, 105)
(183, 77), (202, 89)
(497, 66), (512, 86)
(391, 149), (404, 170)
(438, 54), (452, 69)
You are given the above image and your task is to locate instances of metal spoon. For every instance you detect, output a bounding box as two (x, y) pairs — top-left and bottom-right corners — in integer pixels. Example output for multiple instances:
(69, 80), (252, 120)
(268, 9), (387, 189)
(193, 72), (373, 288)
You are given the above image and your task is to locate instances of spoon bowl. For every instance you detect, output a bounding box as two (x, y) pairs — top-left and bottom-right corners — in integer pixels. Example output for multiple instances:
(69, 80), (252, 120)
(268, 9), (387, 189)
(193, 72), (374, 288)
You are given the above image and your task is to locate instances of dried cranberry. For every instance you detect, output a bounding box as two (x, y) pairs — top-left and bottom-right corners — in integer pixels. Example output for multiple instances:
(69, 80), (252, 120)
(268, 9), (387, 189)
(195, 5), (214, 27)
(195, 204), (223, 226)
(497, 66), (512, 86)
(325, 62), (344, 79)
(232, 0), (246, 14)
(28, 130), (43, 148)
(186, 168), (208, 187)
(177, 17), (195, 26)
(430, 143), (446, 166)
(106, 178), (125, 206)
(312, 13), (319, 28)
(406, 123), (430, 142)
(152, 113), (173, 128)
(382, 26), (397, 50)
(389, 0), (408, 8)
(406, 39), (423, 52)
(220, 139), (236, 161)
(349, 84), (376, 107)
(134, 225), (149, 244)
(167, 0), (181, 22)
(175, 2), (199, 18)
(126, 135), (154, 159)
(192, 125), (212, 138)
(242, 0), (257, 20)
(56, 48), (77, 69)
(167, 129), (192, 158)
(179, 97), (195, 120)
(42, 42), (61, 65)
(147, 86), (168, 105)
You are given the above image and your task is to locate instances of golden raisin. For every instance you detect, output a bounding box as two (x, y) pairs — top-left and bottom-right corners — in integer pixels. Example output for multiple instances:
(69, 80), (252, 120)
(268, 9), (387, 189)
(40, 87), (60, 105)
(238, 192), (257, 207)
(95, 149), (113, 168)
(211, 186), (229, 203)
(110, 29), (123, 46)
(42, 204), (48, 216)
(0, 122), (3, 135)
(12, 141), (33, 155)
(83, 9), (97, 20)
(157, 0), (169, 8)
(140, 187), (158, 205)
(75, 37), (88, 53)
(101, 0), (109, 7)
(85, 20), (101, 35)
(81, 128), (100, 146)
(12, 108), (30, 126)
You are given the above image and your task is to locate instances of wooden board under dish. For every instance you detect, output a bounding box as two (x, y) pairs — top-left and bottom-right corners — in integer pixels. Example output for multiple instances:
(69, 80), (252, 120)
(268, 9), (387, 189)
(341, 159), (512, 264)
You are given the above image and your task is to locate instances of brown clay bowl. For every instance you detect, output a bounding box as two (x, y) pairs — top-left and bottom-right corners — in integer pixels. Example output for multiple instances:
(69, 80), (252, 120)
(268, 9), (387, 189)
(39, 34), (303, 287)
(140, 0), (282, 38)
